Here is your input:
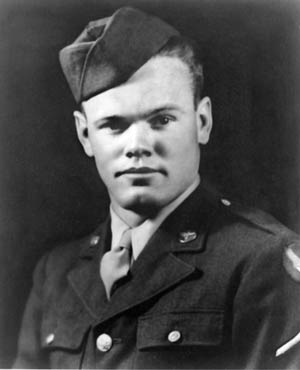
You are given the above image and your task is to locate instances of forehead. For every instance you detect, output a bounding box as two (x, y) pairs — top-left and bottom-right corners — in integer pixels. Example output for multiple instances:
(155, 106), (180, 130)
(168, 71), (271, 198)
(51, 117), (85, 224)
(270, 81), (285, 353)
(82, 56), (194, 120)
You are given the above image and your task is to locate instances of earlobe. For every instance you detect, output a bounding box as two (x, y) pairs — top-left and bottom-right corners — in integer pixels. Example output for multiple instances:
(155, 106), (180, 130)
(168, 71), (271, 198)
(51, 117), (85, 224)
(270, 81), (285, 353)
(73, 110), (94, 157)
(196, 97), (213, 145)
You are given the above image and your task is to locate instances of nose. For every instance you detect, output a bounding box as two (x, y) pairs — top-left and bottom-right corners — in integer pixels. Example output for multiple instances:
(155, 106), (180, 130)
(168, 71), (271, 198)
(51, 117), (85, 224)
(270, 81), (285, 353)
(124, 122), (153, 158)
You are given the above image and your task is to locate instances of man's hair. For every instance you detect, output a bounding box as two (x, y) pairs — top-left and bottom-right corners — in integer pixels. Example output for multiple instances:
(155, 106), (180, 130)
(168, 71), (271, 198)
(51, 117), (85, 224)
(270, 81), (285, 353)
(156, 36), (204, 107)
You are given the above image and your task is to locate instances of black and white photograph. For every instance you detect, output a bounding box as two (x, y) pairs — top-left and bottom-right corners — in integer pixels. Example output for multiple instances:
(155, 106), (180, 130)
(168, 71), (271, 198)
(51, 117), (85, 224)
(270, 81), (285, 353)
(1, 0), (300, 368)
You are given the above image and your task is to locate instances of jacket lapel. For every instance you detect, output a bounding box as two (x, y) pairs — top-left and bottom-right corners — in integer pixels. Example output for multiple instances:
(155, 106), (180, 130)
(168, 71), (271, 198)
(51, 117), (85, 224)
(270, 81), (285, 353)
(99, 227), (197, 324)
(67, 217), (111, 320)
(98, 184), (220, 324)
(67, 184), (220, 324)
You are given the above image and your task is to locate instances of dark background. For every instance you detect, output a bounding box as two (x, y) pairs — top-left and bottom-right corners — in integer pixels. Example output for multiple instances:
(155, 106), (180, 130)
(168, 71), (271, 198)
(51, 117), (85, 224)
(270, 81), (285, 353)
(1, 0), (300, 367)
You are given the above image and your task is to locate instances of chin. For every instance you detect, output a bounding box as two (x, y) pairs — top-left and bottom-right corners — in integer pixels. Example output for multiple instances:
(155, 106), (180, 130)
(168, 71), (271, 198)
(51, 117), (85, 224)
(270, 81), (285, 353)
(117, 188), (168, 216)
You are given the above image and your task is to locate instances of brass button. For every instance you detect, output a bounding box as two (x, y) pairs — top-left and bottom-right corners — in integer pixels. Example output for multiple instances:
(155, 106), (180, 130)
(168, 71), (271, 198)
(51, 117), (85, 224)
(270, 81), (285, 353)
(90, 235), (100, 246)
(96, 333), (113, 352)
(221, 198), (231, 206)
(45, 333), (55, 345)
(284, 245), (300, 282)
(168, 330), (181, 343)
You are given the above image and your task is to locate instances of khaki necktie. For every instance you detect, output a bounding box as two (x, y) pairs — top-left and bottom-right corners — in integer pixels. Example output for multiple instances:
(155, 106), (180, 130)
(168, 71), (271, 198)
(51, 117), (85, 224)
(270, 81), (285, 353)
(100, 228), (132, 299)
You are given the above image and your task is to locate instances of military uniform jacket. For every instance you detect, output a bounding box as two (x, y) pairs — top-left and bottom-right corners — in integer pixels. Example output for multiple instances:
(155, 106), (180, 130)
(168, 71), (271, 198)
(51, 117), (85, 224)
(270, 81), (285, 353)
(14, 185), (300, 369)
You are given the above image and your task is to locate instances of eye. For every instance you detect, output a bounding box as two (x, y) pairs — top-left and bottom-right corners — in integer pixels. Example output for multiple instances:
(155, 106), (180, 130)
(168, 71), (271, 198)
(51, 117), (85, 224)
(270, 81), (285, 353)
(150, 114), (175, 127)
(99, 118), (128, 133)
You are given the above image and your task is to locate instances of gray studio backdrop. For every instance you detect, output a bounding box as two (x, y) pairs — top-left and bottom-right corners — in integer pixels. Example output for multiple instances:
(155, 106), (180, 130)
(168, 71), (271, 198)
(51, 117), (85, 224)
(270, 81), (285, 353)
(0, 0), (300, 367)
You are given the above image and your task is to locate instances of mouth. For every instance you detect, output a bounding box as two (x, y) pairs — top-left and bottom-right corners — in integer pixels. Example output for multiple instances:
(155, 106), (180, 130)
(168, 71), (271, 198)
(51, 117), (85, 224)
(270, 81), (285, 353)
(115, 167), (166, 178)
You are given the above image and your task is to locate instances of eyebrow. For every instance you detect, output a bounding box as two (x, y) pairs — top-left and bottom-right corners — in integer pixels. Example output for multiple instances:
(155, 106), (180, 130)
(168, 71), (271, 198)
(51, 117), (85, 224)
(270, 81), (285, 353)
(93, 104), (184, 126)
(142, 104), (184, 118)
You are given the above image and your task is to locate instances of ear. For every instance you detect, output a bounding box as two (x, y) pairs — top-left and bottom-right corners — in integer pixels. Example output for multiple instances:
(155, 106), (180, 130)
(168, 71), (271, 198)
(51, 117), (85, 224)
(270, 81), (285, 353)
(73, 110), (94, 157)
(195, 96), (213, 145)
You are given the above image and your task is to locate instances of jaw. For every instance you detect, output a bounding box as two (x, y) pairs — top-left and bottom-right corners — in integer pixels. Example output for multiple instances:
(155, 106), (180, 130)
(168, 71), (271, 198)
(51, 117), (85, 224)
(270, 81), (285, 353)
(110, 185), (165, 218)
(108, 169), (199, 218)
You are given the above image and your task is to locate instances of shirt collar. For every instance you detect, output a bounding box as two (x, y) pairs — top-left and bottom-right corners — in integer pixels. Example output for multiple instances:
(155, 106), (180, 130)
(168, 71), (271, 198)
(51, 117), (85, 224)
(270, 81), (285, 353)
(110, 175), (200, 260)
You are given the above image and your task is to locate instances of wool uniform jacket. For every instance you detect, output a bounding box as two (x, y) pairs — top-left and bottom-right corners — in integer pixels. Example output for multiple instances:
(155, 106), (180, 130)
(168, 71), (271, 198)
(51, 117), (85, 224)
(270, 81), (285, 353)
(14, 185), (300, 369)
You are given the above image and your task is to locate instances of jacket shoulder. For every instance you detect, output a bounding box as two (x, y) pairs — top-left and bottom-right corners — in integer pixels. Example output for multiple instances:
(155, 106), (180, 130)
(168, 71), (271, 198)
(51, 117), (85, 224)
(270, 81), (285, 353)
(44, 235), (90, 275)
(217, 196), (297, 240)
(34, 223), (105, 288)
(205, 194), (300, 268)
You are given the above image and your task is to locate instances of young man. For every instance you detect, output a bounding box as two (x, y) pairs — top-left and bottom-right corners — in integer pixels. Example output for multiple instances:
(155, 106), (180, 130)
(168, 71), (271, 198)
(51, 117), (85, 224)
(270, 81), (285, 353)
(14, 7), (300, 369)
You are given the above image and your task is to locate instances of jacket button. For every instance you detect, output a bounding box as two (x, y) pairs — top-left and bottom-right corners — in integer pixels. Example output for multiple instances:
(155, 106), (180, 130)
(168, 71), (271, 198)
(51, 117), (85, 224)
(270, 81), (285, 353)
(168, 330), (181, 343)
(96, 333), (113, 352)
(284, 245), (300, 282)
(221, 198), (231, 206)
(45, 333), (55, 345)
(90, 235), (100, 246)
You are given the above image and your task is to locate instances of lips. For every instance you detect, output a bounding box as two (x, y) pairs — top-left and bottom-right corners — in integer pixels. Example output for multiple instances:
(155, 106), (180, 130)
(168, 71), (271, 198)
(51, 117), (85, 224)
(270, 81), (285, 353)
(115, 167), (166, 177)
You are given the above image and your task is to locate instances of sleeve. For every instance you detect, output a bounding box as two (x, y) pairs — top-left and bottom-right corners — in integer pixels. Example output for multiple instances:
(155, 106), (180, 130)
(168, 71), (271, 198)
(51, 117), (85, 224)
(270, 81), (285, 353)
(13, 253), (50, 369)
(232, 237), (300, 369)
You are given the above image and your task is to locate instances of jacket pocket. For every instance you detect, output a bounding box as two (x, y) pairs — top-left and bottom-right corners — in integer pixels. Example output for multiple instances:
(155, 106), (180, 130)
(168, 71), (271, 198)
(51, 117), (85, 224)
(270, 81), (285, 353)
(137, 310), (224, 350)
(39, 314), (92, 369)
(40, 314), (90, 351)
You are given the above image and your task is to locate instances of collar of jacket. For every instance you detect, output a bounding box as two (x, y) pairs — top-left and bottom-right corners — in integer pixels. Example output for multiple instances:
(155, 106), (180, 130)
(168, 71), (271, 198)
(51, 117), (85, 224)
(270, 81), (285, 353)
(80, 183), (220, 258)
(67, 184), (220, 324)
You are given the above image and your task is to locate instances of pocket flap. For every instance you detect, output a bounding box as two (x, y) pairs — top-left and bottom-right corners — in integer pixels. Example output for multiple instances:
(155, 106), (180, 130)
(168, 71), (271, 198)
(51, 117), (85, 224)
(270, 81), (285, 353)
(137, 310), (224, 350)
(40, 314), (91, 351)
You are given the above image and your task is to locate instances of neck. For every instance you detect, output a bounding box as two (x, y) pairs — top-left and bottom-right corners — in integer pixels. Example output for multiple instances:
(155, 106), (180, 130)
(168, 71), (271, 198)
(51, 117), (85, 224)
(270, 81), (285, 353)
(110, 202), (147, 228)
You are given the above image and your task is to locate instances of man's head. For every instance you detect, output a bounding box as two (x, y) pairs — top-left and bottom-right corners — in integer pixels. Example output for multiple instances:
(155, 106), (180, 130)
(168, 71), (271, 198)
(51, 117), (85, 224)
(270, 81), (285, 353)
(60, 7), (212, 216)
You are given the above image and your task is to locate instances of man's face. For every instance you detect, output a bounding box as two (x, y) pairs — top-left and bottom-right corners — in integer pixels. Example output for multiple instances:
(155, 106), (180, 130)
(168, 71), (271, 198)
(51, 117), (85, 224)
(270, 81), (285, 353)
(75, 56), (212, 214)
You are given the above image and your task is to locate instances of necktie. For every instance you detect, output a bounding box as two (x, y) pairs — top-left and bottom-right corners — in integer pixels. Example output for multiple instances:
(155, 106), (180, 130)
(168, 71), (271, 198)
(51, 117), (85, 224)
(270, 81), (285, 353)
(100, 228), (132, 299)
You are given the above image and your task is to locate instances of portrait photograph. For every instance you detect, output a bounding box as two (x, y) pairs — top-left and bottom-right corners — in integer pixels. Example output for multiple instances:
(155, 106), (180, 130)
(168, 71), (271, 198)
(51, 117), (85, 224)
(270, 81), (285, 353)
(0, 0), (300, 368)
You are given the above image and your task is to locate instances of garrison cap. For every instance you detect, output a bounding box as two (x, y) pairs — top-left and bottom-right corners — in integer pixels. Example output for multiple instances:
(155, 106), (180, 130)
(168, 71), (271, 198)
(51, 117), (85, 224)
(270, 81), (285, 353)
(59, 7), (180, 103)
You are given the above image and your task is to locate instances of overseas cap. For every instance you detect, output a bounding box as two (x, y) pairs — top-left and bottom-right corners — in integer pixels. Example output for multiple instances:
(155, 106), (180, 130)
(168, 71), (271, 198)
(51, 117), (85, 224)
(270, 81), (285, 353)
(59, 7), (180, 103)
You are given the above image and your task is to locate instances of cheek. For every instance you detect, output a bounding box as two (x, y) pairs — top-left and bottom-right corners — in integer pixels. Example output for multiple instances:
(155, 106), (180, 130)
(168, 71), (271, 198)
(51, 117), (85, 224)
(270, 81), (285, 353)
(165, 132), (199, 157)
(168, 138), (200, 173)
(91, 146), (112, 176)
(89, 135), (115, 165)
